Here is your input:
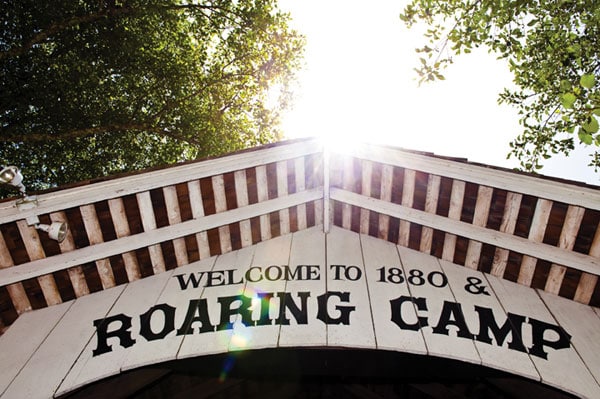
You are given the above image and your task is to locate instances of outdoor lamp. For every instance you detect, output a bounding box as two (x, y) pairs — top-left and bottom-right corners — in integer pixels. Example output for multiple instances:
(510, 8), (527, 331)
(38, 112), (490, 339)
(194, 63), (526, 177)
(0, 166), (26, 194)
(35, 222), (68, 243)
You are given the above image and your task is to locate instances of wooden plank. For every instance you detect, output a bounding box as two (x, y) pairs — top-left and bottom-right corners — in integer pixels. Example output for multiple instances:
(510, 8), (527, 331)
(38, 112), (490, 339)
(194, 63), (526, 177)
(322, 150), (330, 231)
(0, 189), (323, 286)
(212, 175), (232, 254)
(341, 156), (353, 229)
(2, 285), (126, 399)
(177, 245), (256, 359)
(80, 204), (117, 288)
(234, 234), (292, 350)
(187, 180), (211, 259)
(278, 227), (327, 347)
(234, 170), (253, 247)
(398, 169), (416, 247)
(163, 185), (189, 267)
(545, 206), (585, 294)
(359, 160), (373, 235)
(491, 192), (522, 277)
(107, 199), (141, 282)
(464, 185), (494, 269)
(256, 165), (271, 241)
(277, 161), (291, 235)
(0, 300), (72, 395)
(518, 199), (553, 286)
(574, 226), (600, 304)
(378, 164), (394, 239)
(121, 256), (217, 371)
(361, 234), (427, 354)
(16, 220), (62, 305)
(486, 275), (600, 398)
(419, 174), (441, 253)
(0, 230), (31, 313)
(325, 227), (376, 348)
(331, 189), (600, 277)
(0, 139), (323, 224)
(294, 157), (308, 230)
(442, 180), (466, 262)
(539, 290), (600, 388)
(338, 143), (600, 211)
(52, 211), (90, 295)
(136, 191), (166, 274)
(397, 246), (481, 365)
(439, 259), (539, 379)
(56, 270), (173, 396)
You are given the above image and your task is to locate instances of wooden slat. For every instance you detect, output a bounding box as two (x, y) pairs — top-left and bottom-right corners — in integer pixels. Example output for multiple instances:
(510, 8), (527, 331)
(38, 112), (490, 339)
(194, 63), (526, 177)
(163, 186), (189, 267)
(51, 211), (90, 296)
(278, 227), (326, 347)
(0, 189), (323, 287)
(276, 161), (291, 235)
(378, 164), (394, 239)
(361, 234), (427, 354)
(79, 205), (116, 289)
(339, 143), (600, 211)
(359, 160), (373, 235)
(341, 156), (354, 229)
(16, 220), (62, 305)
(187, 180), (211, 259)
(294, 157), (308, 230)
(545, 206), (585, 294)
(0, 140), (323, 225)
(331, 189), (600, 276)
(2, 285), (126, 399)
(464, 185), (494, 269)
(574, 226), (600, 304)
(517, 199), (553, 286)
(326, 226), (376, 348)
(234, 170), (253, 247)
(136, 191), (166, 274)
(0, 230), (31, 313)
(256, 165), (271, 241)
(398, 169), (416, 246)
(491, 192), (522, 277)
(0, 301), (72, 395)
(212, 175), (232, 254)
(107, 199), (141, 282)
(442, 180), (466, 262)
(419, 174), (441, 253)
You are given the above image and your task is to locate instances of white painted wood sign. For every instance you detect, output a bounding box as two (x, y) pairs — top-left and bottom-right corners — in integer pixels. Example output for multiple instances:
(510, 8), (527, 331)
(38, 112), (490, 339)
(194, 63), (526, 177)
(1, 226), (600, 398)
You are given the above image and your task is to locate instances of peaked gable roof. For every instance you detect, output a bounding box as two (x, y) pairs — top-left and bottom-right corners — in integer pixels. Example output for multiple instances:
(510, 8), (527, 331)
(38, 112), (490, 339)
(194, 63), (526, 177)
(1, 138), (599, 333)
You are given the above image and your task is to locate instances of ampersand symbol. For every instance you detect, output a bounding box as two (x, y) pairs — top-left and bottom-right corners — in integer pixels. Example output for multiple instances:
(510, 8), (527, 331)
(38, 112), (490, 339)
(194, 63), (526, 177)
(465, 277), (490, 296)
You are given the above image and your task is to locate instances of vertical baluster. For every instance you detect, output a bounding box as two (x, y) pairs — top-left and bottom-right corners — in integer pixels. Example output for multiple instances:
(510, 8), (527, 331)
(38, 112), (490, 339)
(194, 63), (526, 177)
(464, 186), (494, 269)
(517, 199), (553, 286)
(187, 180), (211, 259)
(419, 174), (441, 252)
(136, 192), (166, 274)
(490, 192), (522, 277)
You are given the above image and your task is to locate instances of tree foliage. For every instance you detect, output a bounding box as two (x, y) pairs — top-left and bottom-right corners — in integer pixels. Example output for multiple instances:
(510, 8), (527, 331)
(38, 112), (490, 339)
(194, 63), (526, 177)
(0, 0), (303, 192)
(400, 0), (600, 172)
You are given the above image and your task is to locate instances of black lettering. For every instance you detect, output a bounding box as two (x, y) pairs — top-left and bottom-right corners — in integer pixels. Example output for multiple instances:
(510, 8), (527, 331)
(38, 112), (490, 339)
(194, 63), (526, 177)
(173, 272), (204, 290)
(245, 267), (263, 282)
(217, 294), (254, 330)
(92, 314), (136, 356)
(305, 265), (320, 280)
(316, 291), (355, 325)
(265, 265), (282, 281)
(205, 271), (226, 287)
(226, 269), (243, 285)
(255, 292), (275, 326)
(176, 299), (215, 335)
(432, 301), (473, 339)
(275, 291), (310, 324)
(139, 303), (176, 341)
(390, 295), (428, 331)
(528, 318), (571, 359)
(474, 306), (527, 352)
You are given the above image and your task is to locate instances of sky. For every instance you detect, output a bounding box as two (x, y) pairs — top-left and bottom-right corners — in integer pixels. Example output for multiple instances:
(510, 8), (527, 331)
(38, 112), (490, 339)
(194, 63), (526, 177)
(277, 0), (598, 185)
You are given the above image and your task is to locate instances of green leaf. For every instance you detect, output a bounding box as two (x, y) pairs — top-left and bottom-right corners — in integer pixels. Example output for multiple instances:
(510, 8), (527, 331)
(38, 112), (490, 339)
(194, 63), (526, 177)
(582, 116), (599, 134)
(578, 129), (593, 145)
(580, 74), (596, 89)
(560, 92), (576, 109)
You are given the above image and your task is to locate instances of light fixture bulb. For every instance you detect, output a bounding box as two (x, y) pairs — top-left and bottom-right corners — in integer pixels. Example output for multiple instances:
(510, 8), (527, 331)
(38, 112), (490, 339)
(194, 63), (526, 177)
(36, 222), (68, 243)
(0, 166), (26, 194)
